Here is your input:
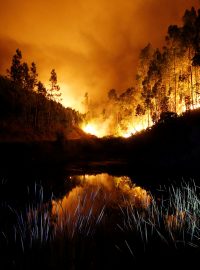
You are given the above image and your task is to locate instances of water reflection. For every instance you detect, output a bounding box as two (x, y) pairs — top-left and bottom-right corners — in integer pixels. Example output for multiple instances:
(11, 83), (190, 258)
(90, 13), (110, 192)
(52, 174), (151, 238)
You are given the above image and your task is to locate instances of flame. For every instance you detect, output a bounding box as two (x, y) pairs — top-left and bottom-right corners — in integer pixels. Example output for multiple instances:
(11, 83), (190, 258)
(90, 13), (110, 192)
(118, 118), (152, 138)
(82, 118), (115, 137)
(176, 101), (200, 115)
(79, 84), (200, 138)
(82, 123), (99, 136)
(81, 100), (200, 138)
(82, 114), (152, 138)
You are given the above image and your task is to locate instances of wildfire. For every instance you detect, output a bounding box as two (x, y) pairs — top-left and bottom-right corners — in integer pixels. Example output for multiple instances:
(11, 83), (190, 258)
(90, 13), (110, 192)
(82, 117), (116, 137)
(82, 114), (152, 138)
(82, 120), (151, 138)
(81, 100), (200, 138)
(82, 123), (99, 136)
(118, 120), (151, 138)
(80, 85), (200, 138)
(82, 122), (109, 137)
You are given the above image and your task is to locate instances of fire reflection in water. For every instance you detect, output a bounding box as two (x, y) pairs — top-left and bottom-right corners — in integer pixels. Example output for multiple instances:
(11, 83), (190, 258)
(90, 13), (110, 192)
(52, 174), (151, 238)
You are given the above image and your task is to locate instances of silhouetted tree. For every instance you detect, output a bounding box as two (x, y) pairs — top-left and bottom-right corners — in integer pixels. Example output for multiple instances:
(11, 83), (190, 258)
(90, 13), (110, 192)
(84, 92), (89, 112)
(21, 62), (30, 89)
(48, 69), (62, 102)
(37, 81), (46, 96)
(135, 104), (145, 116)
(9, 49), (23, 86)
(108, 89), (118, 101)
(29, 62), (38, 91)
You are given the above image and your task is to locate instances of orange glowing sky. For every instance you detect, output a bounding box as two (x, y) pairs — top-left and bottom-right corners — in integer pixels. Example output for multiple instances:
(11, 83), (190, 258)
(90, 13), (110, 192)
(0, 0), (199, 110)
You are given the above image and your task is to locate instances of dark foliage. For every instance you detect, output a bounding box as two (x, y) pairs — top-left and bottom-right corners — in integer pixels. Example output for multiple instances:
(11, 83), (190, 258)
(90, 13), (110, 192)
(0, 75), (82, 141)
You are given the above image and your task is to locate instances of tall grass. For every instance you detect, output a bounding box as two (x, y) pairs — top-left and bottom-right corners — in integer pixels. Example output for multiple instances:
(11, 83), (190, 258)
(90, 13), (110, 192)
(51, 185), (107, 239)
(6, 183), (54, 252)
(118, 180), (200, 251)
(1, 178), (200, 268)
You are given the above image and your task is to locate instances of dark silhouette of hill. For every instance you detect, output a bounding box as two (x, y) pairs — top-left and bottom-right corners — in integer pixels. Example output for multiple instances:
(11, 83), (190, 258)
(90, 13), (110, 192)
(0, 75), (83, 141)
(57, 108), (200, 179)
(1, 108), (200, 179)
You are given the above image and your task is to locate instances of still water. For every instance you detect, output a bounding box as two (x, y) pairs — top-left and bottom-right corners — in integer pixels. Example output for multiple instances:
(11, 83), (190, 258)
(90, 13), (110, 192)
(51, 173), (151, 238)
(53, 173), (151, 209)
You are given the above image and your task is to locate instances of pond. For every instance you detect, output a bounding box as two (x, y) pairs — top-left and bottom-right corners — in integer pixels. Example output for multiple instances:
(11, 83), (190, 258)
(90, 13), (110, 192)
(1, 168), (200, 269)
(51, 174), (151, 238)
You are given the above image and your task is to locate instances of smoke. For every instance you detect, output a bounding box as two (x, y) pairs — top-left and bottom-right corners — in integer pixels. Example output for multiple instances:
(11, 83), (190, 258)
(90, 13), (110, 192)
(0, 0), (199, 110)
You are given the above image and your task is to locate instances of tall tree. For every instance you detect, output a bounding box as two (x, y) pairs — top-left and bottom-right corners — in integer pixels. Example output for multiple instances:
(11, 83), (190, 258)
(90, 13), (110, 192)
(182, 7), (197, 108)
(9, 49), (23, 86)
(21, 62), (30, 89)
(48, 69), (62, 102)
(108, 89), (118, 101)
(29, 62), (38, 91)
(37, 81), (46, 96)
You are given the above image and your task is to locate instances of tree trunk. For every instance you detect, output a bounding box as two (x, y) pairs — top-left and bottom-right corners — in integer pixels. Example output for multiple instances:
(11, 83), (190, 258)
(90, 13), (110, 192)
(173, 48), (177, 113)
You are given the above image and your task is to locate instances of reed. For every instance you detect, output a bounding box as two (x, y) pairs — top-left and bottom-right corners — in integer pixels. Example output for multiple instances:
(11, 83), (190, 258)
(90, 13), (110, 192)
(1, 179), (200, 269)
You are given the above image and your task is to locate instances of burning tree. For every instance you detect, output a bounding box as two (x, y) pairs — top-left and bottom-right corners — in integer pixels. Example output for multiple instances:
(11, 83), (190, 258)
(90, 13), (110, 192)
(82, 7), (200, 138)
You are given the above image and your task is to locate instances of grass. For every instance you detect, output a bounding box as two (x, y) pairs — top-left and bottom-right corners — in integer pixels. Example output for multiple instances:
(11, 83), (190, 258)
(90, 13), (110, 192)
(1, 177), (200, 269)
(118, 181), (200, 249)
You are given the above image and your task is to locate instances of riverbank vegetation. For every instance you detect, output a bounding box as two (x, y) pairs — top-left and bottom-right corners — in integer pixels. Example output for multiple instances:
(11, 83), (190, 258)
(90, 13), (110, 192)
(1, 177), (200, 269)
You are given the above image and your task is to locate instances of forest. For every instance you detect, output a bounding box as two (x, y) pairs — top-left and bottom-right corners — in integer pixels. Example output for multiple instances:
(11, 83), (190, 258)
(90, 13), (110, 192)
(0, 49), (82, 141)
(83, 7), (200, 137)
(0, 7), (200, 141)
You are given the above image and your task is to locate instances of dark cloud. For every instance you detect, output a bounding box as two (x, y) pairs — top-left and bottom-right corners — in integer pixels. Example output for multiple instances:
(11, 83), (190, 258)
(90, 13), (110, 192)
(0, 0), (199, 108)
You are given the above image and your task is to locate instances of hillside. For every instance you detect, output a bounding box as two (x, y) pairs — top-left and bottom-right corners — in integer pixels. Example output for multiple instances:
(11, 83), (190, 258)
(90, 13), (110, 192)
(0, 75), (85, 141)
(1, 108), (200, 179)
(60, 108), (200, 177)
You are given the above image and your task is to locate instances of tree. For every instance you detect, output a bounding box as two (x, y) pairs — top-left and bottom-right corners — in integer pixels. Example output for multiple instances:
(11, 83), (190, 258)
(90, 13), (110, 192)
(84, 92), (89, 112)
(141, 82), (154, 127)
(8, 49), (37, 91)
(21, 62), (30, 89)
(182, 8), (197, 108)
(9, 49), (23, 86)
(29, 62), (38, 91)
(136, 43), (154, 90)
(135, 104), (145, 116)
(37, 81), (47, 96)
(182, 7), (197, 50)
(108, 89), (118, 101)
(48, 69), (62, 102)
